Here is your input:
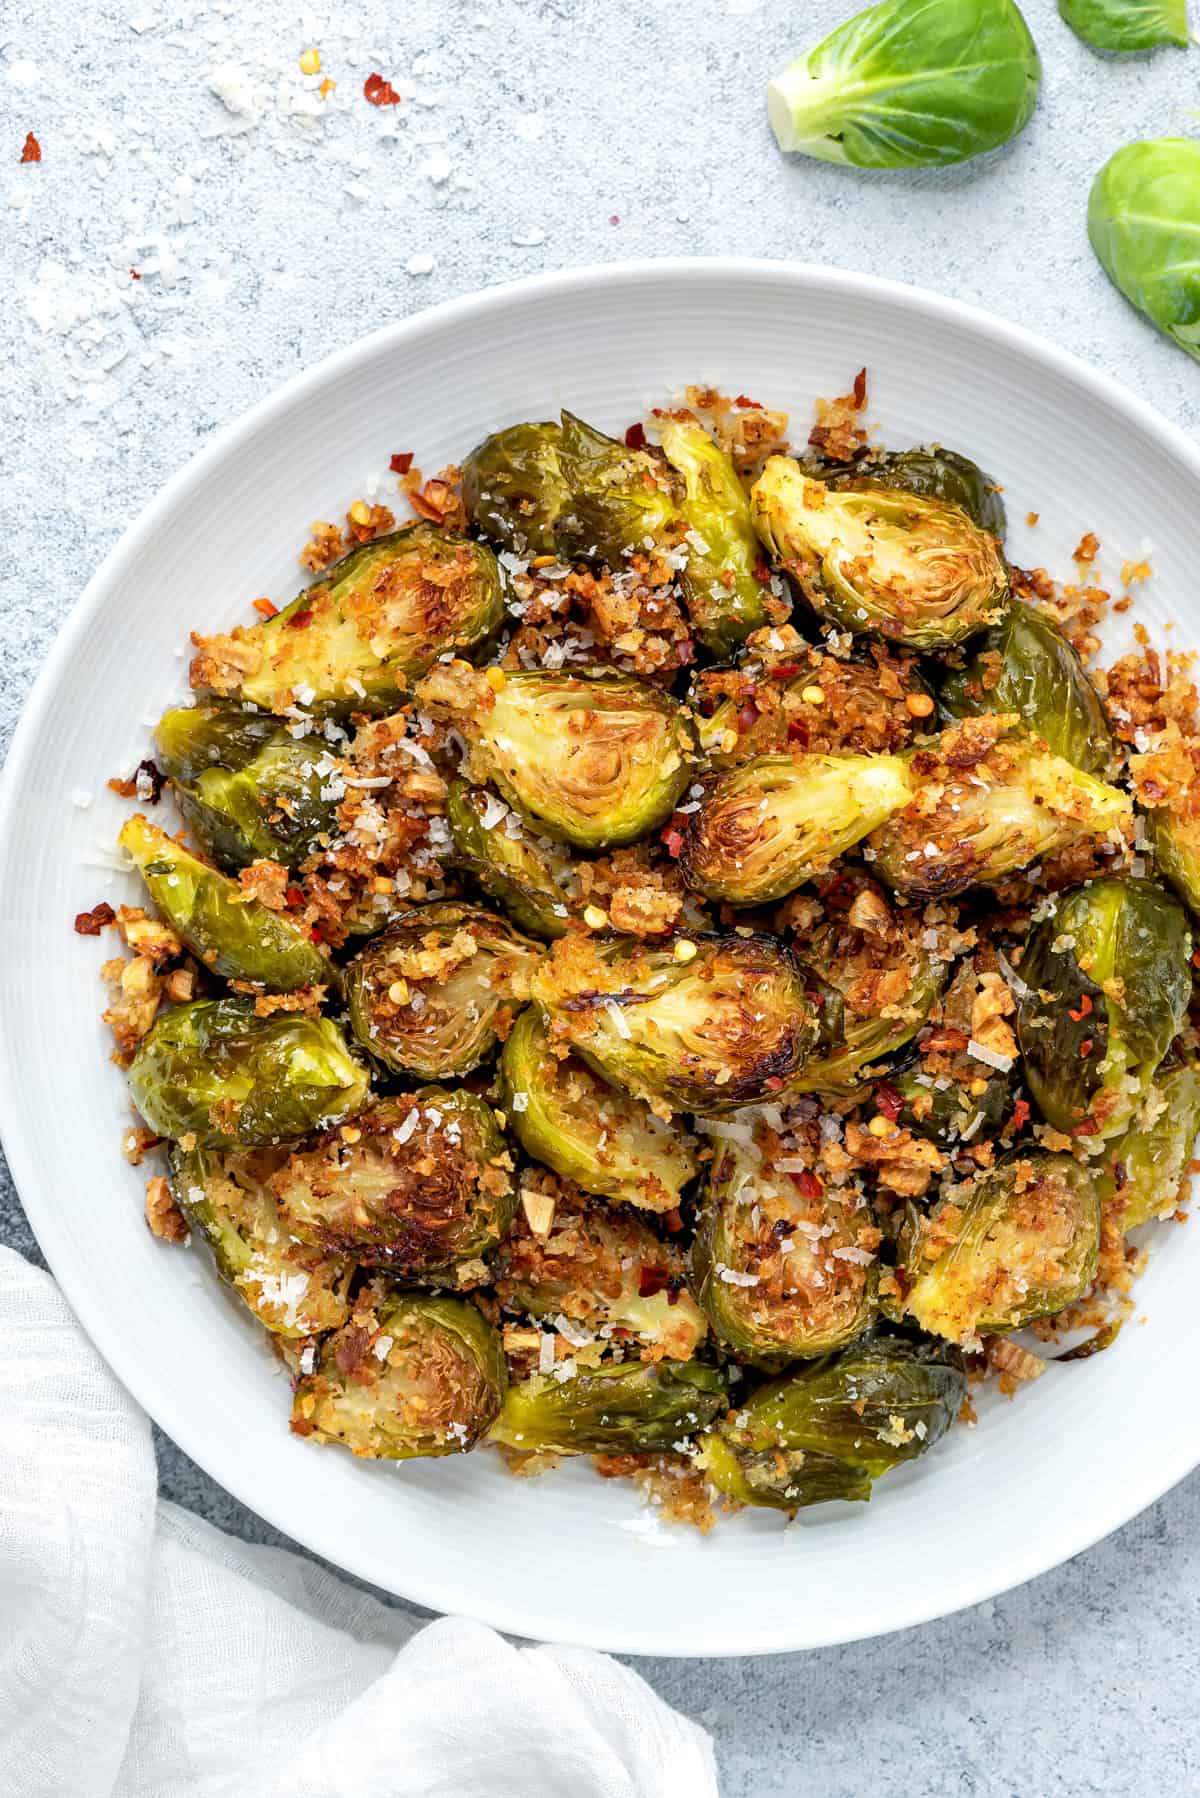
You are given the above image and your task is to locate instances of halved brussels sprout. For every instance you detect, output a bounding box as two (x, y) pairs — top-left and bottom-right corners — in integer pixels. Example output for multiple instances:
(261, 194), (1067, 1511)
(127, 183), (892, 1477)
(1099, 1064), (1200, 1231)
(868, 720), (1131, 900)
(701, 1336), (966, 1512)
(445, 781), (579, 939)
(1017, 878), (1192, 1141)
(168, 1142), (353, 1336)
(499, 1006), (698, 1212)
(691, 1129), (876, 1368)
(751, 457), (1009, 650)
(898, 1151), (1101, 1341)
(657, 416), (770, 656)
(461, 420), (571, 557)
(190, 525), (503, 716)
(1150, 806), (1200, 919)
(269, 1088), (516, 1278)
(417, 664), (694, 850)
(819, 445), (1007, 539)
(681, 751), (912, 905)
(488, 1357), (727, 1455)
(939, 602), (1113, 774)
(554, 410), (683, 564)
(118, 815), (334, 993)
(292, 1283), (507, 1459)
(129, 999), (368, 1148)
(344, 901), (543, 1079)
(531, 933), (819, 1114)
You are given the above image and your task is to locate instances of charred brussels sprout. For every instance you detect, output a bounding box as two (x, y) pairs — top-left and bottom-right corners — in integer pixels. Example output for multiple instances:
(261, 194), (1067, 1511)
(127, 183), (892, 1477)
(269, 1088), (516, 1278)
(751, 457), (1009, 650)
(701, 1337), (965, 1512)
(939, 603), (1113, 774)
(898, 1151), (1101, 1341)
(119, 815), (334, 993)
(129, 999), (368, 1148)
(499, 1006), (698, 1212)
(461, 420), (571, 557)
(682, 751), (912, 905)
(168, 1143), (352, 1336)
(293, 1283), (507, 1459)
(554, 409), (683, 564)
(1017, 878), (1191, 1141)
(190, 525), (503, 716)
(1099, 1065), (1200, 1230)
(821, 446), (1006, 539)
(532, 934), (819, 1115)
(893, 1059), (1010, 1149)
(445, 781), (579, 940)
(657, 416), (769, 656)
(1149, 807), (1200, 919)
(489, 1357), (727, 1455)
(344, 902), (543, 1079)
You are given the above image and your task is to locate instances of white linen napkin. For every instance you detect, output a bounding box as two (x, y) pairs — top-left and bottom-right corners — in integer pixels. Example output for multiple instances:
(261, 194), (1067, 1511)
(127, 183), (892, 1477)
(0, 1247), (717, 1798)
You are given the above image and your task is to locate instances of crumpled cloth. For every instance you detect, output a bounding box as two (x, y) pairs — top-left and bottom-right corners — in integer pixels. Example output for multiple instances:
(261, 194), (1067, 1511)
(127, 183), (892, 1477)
(0, 1248), (717, 1797)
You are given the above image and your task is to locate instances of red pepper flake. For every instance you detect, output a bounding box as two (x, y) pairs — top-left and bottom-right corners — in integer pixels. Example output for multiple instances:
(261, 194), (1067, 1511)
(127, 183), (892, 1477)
(624, 422), (648, 450)
(734, 394), (763, 410)
(20, 132), (41, 164)
(252, 597), (279, 618)
(1010, 1097), (1031, 1132)
(287, 607), (314, 630)
(363, 71), (401, 105)
(790, 1170), (823, 1200)
(309, 924), (324, 942)
(662, 827), (685, 860)
(1191, 950), (1200, 971)
(921, 1026), (970, 1054)
(769, 663), (804, 680)
(638, 1266), (672, 1299)
(752, 559), (773, 586)
(852, 367), (867, 409)
(873, 1081), (903, 1122)
(661, 1207), (684, 1234)
(284, 885), (307, 909)
(1068, 993), (1093, 1022)
(1079, 1039), (1094, 1059)
(787, 717), (808, 744)
(737, 701), (759, 732)
(74, 902), (116, 937)
(764, 1075), (784, 1093)
(1072, 1117), (1100, 1137)
(129, 268), (141, 280)
(389, 451), (414, 474)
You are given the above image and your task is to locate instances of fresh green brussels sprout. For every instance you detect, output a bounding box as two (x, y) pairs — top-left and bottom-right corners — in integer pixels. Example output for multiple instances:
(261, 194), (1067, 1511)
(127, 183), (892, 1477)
(118, 814), (334, 993)
(897, 1151), (1101, 1341)
(767, 0), (1040, 169)
(531, 933), (820, 1115)
(818, 447), (1006, 538)
(1149, 807), (1200, 919)
(554, 410), (683, 564)
(681, 751), (912, 905)
(168, 1142), (353, 1337)
(656, 416), (769, 656)
(1099, 1064), (1200, 1230)
(445, 780), (579, 940)
(292, 1283), (507, 1459)
(499, 1006), (698, 1212)
(1089, 139), (1200, 363)
(269, 1088), (516, 1278)
(750, 458), (1009, 650)
(892, 1060), (1011, 1149)
(190, 525), (504, 716)
(488, 1357), (727, 1455)
(129, 999), (368, 1148)
(701, 1337), (966, 1512)
(460, 420), (571, 557)
(868, 720), (1131, 900)
(1061, 0), (1188, 54)
(939, 603), (1113, 774)
(416, 663), (694, 850)
(1017, 878), (1191, 1141)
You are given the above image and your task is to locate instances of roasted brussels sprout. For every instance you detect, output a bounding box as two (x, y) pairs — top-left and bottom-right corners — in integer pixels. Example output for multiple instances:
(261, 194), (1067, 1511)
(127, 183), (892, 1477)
(939, 602), (1113, 774)
(897, 1151), (1101, 1341)
(461, 420), (571, 557)
(292, 1283), (507, 1459)
(269, 1088), (516, 1278)
(445, 781), (578, 940)
(656, 416), (769, 656)
(681, 751), (912, 905)
(190, 525), (503, 716)
(499, 1007), (698, 1212)
(892, 1060), (1011, 1150)
(129, 999), (368, 1148)
(168, 1142), (353, 1336)
(1017, 878), (1191, 1141)
(417, 664), (695, 851)
(344, 901), (543, 1079)
(1149, 806), (1200, 919)
(1099, 1064), (1200, 1230)
(554, 410), (683, 564)
(820, 446), (1006, 539)
(119, 815), (334, 993)
(531, 933), (819, 1114)
(751, 457), (1009, 650)
(701, 1337), (966, 1512)
(488, 1357), (727, 1455)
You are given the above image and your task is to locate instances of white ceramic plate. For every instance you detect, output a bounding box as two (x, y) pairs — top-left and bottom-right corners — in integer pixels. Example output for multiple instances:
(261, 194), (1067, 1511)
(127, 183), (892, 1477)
(3, 260), (1198, 1658)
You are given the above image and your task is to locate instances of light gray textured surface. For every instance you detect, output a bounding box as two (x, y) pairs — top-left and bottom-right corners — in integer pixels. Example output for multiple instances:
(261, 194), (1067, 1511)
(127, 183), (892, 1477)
(3, 1), (1200, 1791)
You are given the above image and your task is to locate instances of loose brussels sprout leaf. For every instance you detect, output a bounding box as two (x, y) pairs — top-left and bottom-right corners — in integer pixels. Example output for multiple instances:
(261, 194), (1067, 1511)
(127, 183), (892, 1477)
(868, 720), (1130, 900)
(766, 0), (1040, 169)
(1089, 139), (1200, 363)
(702, 1337), (966, 1512)
(499, 1006), (698, 1212)
(1099, 1065), (1200, 1230)
(270, 1088), (516, 1278)
(898, 1151), (1100, 1341)
(460, 420), (570, 557)
(1017, 878), (1191, 1141)
(168, 1142), (353, 1337)
(1060, 0), (1188, 53)
(445, 780), (578, 940)
(1149, 807), (1200, 919)
(488, 1357), (727, 1455)
(893, 1059), (1011, 1150)
(129, 999), (368, 1148)
(532, 933), (819, 1115)
(656, 416), (770, 656)
(416, 663), (694, 850)
(293, 1284), (507, 1459)
(751, 458), (1009, 650)
(818, 446), (1006, 539)
(190, 525), (504, 716)
(554, 410), (683, 564)
(939, 603), (1113, 775)
(682, 751), (912, 905)
(692, 1128), (876, 1369)
(119, 815), (334, 993)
